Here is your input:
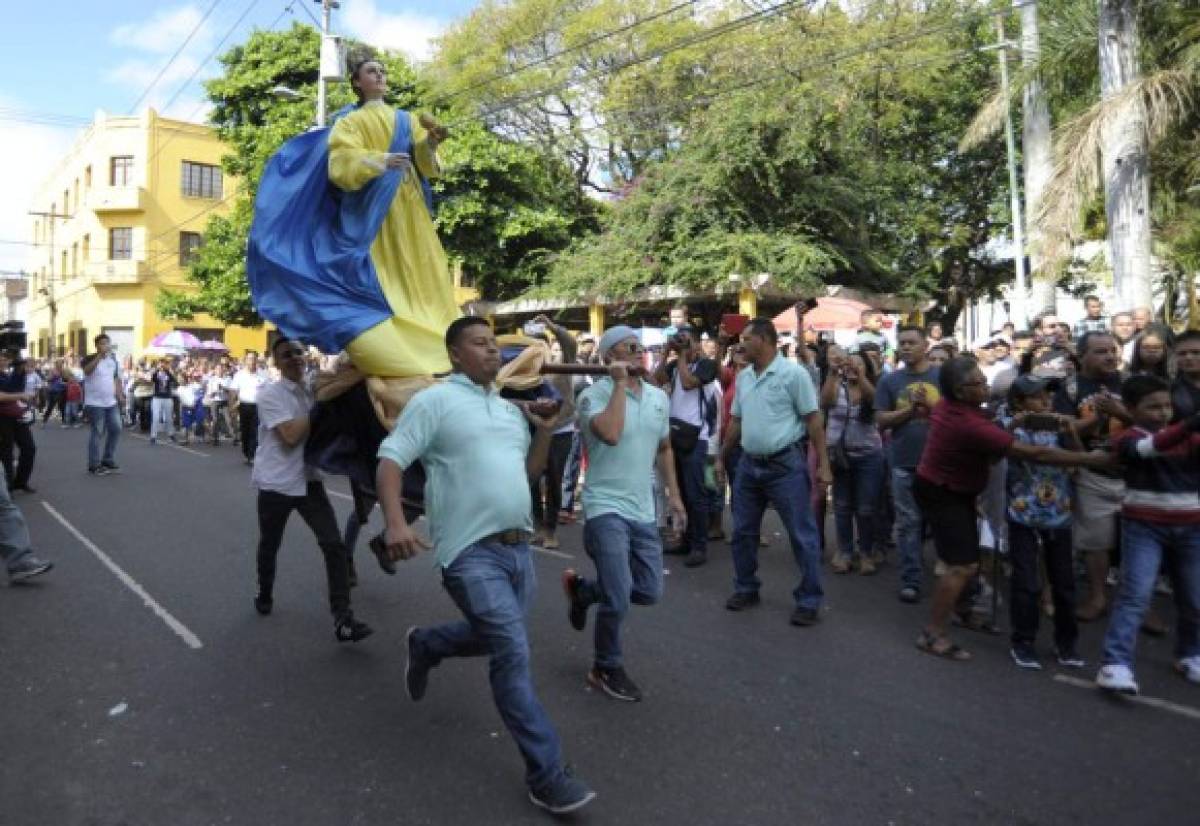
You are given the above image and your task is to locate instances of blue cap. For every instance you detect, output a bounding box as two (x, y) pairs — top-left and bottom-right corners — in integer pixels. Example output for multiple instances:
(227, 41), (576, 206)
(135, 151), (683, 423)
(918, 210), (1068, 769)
(598, 325), (639, 357)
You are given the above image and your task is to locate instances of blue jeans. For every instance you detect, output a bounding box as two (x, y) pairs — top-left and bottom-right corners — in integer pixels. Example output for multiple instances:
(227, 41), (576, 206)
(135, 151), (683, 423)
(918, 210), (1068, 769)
(730, 446), (823, 609)
(0, 474), (33, 572)
(673, 439), (709, 555)
(832, 450), (885, 557)
(86, 404), (122, 469)
(579, 514), (663, 669)
(1102, 518), (1200, 668)
(413, 539), (564, 790)
(890, 468), (925, 590)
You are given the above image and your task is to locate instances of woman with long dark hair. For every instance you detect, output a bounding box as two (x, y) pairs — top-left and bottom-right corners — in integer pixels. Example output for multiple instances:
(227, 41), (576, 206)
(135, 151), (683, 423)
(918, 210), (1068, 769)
(913, 357), (1110, 660)
(1130, 324), (1172, 381)
(821, 349), (883, 574)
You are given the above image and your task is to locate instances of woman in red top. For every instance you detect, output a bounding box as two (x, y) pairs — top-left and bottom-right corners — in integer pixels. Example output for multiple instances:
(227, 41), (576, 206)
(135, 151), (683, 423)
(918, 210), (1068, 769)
(914, 357), (1109, 661)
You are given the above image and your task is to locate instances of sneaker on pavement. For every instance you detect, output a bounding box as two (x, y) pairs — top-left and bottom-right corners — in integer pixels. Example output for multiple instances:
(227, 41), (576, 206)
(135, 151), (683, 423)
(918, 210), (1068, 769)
(529, 770), (597, 815)
(101, 462), (121, 473)
(405, 626), (431, 701)
(725, 591), (761, 611)
(587, 665), (642, 702)
(790, 606), (820, 626)
(898, 586), (920, 604)
(1176, 656), (1200, 685)
(1055, 646), (1087, 669)
(562, 569), (589, 632)
(1010, 643), (1042, 670)
(8, 557), (53, 583)
(89, 465), (110, 476)
(1096, 664), (1139, 695)
(683, 550), (707, 568)
(254, 593), (273, 615)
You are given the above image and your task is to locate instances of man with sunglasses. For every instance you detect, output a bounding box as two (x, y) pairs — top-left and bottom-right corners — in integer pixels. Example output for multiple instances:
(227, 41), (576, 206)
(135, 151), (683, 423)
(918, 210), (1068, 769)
(562, 326), (686, 702)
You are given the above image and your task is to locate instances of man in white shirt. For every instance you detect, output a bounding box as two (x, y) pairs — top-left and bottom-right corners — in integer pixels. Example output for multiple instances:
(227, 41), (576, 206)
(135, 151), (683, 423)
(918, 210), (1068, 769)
(203, 363), (234, 445)
(252, 337), (371, 643)
(82, 334), (125, 475)
(231, 351), (268, 464)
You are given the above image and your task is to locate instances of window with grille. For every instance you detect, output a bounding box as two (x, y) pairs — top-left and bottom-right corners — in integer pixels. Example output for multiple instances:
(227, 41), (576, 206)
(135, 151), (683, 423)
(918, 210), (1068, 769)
(181, 161), (222, 199)
(110, 156), (134, 186)
(179, 231), (203, 266)
(109, 227), (133, 260)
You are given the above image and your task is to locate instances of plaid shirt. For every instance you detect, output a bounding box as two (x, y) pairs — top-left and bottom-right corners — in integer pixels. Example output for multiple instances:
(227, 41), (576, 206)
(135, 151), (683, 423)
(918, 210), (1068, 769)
(1072, 316), (1109, 337)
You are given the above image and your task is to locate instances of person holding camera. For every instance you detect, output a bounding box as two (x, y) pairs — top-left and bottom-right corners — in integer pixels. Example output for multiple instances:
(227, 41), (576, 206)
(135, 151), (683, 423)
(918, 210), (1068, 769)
(0, 356), (38, 494)
(652, 323), (719, 567)
(82, 333), (125, 475)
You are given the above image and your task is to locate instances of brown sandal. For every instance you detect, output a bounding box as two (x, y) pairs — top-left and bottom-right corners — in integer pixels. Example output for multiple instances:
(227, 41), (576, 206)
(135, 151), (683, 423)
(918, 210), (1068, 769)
(916, 630), (971, 661)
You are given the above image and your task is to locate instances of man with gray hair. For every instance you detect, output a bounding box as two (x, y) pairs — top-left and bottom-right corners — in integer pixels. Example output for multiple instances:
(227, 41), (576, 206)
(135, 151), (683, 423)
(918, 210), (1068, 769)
(562, 326), (686, 702)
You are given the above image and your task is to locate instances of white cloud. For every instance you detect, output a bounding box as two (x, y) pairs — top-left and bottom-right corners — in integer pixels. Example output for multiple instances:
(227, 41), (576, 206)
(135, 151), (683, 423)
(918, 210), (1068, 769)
(341, 0), (446, 63)
(111, 5), (210, 54)
(0, 99), (78, 277)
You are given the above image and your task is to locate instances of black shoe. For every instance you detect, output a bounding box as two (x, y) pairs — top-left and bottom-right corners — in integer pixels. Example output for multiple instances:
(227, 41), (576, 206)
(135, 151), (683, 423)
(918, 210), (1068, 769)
(368, 533), (398, 575)
(562, 569), (589, 632)
(12, 484), (36, 494)
(254, 593), (273, 615)
(587, 665), (642, 702)
(405, 626), (431, 701)
(528, 768), (596, 815)
(101, 462), (121, 473)
(1010, 643), (1042, 670)
(683, 550), (707, 568)
(89, 465), (110, 476)
(790, 606), (820, 626)
(898, 586), (920, 604)
(347, 556), (358, 588)
(334, 613), (373, 643)
(1054, 646), (1087, 669)
(663, 544), (689, 556)
(725, 591), (761, 611)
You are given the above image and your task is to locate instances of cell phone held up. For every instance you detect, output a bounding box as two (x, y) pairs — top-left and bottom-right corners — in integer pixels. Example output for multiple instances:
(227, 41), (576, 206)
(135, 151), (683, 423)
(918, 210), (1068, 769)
(1021, 413), (1061, 432)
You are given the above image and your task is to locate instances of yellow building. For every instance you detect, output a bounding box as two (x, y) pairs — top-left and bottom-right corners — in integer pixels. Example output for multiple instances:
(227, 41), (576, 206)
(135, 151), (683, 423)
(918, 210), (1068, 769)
(25, 108), (268, 360)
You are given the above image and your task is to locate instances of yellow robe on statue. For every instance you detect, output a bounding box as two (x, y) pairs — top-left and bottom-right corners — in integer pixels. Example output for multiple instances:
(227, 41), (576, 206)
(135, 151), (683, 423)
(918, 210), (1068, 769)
(328, 101), (459, 377)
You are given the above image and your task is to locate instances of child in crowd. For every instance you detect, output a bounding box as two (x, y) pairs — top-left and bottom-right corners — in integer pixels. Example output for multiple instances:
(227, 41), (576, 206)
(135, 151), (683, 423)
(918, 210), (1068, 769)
(1096, 375), (1200, 695)
(63, 375), (83, 427)
(178, 372), (207, 445)
(1002, 375), (1085, 670)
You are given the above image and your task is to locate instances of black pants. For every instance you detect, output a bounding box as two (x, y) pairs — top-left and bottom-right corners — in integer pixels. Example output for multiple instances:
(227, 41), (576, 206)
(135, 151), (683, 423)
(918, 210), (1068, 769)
(256, 481), (351, 618)
(673, 438), (709, 555)
(1008, 521), (1078, 650)
(530, 431), (573, 531)
(239, 402), (259, 461)
(0, 418), (35, 489)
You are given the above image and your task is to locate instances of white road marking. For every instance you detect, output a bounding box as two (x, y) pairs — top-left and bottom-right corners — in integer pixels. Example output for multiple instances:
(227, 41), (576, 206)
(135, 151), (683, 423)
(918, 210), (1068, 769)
(128, 433), (210, 458)
(1053, 673), (1200, 721)
(533, 546), (573, 560)
(41, 502), (204, 651)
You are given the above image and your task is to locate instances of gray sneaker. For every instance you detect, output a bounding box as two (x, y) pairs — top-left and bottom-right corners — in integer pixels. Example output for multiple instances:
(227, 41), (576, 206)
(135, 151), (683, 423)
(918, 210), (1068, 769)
(529, 769), (596, 815)
(9, 557), (53, 583)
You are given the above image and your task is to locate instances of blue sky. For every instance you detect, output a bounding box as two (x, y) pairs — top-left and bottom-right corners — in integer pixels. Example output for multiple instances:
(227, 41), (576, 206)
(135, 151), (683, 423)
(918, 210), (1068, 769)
(0, 0), (480, 274)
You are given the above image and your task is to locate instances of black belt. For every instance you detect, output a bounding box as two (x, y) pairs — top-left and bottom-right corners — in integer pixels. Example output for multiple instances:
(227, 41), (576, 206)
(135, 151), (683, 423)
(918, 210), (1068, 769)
(484, 529), (533, 546)
(746, 445), (798, 464)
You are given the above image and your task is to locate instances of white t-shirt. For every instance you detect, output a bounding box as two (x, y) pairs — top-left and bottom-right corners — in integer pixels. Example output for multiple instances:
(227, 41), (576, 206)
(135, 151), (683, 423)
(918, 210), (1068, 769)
(204, 375), (230, 403)
(83, 355), (119, 408)
(251, 378), (319, 496)
(231, 368), (267, 404)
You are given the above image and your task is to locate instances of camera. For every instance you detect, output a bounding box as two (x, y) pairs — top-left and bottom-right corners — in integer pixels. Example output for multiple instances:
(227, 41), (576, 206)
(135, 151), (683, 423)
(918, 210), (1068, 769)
(523, 321), (547, 337)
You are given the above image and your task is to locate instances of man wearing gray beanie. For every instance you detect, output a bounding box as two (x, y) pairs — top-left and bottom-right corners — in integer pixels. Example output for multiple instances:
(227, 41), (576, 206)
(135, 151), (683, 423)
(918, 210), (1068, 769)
(562, 325), (686, 702)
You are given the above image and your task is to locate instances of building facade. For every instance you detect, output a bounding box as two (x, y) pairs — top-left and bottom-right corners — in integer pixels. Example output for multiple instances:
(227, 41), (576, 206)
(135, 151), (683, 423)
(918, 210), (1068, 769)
(25, 109), (268, 360)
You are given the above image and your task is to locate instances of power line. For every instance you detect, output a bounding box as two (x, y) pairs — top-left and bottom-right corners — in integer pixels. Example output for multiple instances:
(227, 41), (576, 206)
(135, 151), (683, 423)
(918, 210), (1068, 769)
(433, 0), (701, 106)
(128, 0), (226, 114)
(158, 0), (264, 115)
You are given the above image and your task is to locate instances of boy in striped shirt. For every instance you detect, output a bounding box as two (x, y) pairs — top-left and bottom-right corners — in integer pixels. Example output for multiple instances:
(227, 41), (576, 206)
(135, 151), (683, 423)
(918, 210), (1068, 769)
(1096, 375), (1200, 695)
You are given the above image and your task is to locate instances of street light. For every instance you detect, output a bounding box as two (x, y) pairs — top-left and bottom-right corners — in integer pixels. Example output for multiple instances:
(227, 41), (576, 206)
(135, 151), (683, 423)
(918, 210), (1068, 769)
(270, 85), (305, 101)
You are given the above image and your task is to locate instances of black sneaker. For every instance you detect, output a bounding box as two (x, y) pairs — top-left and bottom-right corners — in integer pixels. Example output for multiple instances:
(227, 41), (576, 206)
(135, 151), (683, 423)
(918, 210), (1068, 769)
(254, 593), (273, 615)
(725, 591), (761, 611)
(101, 462), (121, 473)
(588, 665), (642, 702)
(1055, 646), (1087, 669)
(529, 769), (596, 815)
(8, 556), (53, 582)
(405, 626), (431, 701)
(334, 613), (373, 643)
(790, 606), (820, 626)
(562, 569), (589, 632)
(898, 586), (920, 604)
(1010, 643), (1042, 670)
(683, 550), (707, 568)
(89, 466), (110, 476)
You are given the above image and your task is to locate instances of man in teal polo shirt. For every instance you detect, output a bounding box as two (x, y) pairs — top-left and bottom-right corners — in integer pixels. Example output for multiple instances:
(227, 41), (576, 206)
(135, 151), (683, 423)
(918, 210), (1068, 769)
(561, 325), (687, 702)
(375, 316), (595, 816)
(717, 317), (833, 625)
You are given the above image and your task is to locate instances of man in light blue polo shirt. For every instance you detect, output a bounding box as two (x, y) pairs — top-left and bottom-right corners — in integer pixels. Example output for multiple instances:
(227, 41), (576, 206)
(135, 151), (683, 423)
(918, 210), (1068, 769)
(561, 325), (686, 703)
(375, 316), (595, 816)
(717, 317), (833, 626)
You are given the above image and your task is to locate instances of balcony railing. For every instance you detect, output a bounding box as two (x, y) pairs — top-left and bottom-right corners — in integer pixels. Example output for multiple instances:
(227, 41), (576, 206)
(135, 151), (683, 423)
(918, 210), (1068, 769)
(85, 259), (147, 283)
(86, 186), (147, 213)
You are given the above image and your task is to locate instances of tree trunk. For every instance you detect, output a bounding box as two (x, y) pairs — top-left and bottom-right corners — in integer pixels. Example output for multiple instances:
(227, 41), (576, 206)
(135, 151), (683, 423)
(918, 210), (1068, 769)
(1098, 0), (1154, 311)
(1020, 0), (1056, 320)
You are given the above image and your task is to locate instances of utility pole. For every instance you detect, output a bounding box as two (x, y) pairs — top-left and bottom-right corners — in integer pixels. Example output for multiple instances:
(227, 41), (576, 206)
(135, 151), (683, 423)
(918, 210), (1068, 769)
(315, 0), (340, 127)
(28, 208), (71, 358)
(1019, 0), (1055, 319)
(985, 21), (1028, 328)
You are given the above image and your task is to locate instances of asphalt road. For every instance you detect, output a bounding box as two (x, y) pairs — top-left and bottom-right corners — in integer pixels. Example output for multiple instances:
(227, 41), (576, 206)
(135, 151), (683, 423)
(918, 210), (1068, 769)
(2, 422), (1197, 826)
